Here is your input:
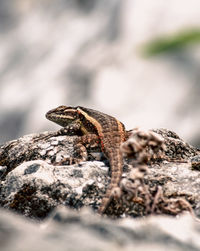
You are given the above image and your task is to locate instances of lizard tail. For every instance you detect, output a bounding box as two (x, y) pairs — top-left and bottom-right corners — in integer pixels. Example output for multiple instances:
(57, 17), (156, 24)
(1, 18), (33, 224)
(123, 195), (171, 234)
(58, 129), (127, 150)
(98, 149), (123, 214)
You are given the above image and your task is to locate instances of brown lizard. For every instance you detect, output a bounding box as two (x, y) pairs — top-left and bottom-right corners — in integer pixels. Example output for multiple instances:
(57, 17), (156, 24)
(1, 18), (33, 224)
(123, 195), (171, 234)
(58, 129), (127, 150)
(46, 105), (127, 214)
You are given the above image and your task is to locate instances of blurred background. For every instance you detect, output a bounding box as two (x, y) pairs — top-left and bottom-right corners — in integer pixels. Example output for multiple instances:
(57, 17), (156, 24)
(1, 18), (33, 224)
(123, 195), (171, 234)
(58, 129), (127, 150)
(0, 0), (199, 147)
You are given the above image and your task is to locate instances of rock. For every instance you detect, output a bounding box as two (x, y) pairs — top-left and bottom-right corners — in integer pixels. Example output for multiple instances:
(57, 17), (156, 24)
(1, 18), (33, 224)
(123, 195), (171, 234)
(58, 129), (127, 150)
(0, 206), (200, 251)
(0, 128), (200, 218)
(1, 128), (200, 250)
(0, 160), (106, 219)
(0, 1), (200, 148)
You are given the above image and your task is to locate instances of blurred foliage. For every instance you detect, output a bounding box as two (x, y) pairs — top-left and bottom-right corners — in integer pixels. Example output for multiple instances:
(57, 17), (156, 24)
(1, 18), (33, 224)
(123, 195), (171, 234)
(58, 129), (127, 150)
(141, 28), (200, 57)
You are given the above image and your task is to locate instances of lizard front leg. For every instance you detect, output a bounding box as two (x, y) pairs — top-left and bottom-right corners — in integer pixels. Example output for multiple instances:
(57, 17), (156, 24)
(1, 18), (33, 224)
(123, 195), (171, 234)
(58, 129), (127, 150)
(57, 121), (82, 136)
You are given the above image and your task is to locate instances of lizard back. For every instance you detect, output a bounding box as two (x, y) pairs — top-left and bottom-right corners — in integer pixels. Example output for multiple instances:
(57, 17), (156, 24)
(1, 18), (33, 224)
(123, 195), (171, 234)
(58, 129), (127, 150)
(46, 105), (127, 214)
(77, 106), (127, 213)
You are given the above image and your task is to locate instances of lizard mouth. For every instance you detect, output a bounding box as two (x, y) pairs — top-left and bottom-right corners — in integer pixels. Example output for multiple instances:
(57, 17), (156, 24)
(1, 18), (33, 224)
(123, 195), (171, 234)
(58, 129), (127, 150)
(46, 111), (75, 127)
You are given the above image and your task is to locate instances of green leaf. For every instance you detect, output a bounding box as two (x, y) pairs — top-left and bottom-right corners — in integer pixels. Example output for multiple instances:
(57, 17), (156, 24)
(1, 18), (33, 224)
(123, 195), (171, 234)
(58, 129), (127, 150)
(141, 28), (200, 57)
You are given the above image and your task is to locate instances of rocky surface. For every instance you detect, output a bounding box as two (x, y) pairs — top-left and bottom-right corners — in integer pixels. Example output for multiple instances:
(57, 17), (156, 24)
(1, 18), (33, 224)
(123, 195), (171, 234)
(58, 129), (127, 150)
(0, 128), (200, 219)
(0, 160), (106, 219)
(1, 128), (200, 250)
(0, 206), (200, 251)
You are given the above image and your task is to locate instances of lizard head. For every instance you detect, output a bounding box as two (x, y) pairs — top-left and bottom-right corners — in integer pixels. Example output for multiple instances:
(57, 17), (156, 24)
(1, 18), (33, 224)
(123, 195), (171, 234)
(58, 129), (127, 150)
(45, 105), (79, 127)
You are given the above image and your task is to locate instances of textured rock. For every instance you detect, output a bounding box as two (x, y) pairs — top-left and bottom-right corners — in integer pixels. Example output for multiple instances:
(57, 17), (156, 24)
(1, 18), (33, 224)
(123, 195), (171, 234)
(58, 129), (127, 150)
(0, 206), (200, 251)
(1, 127), (200, 250)
(0, 160), (106, 219)
(0, 128), (200, 218)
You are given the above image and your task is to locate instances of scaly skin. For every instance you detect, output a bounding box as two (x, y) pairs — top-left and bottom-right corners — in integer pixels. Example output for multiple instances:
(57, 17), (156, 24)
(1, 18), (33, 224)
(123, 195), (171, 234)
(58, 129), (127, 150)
(46, 105), (127, 214)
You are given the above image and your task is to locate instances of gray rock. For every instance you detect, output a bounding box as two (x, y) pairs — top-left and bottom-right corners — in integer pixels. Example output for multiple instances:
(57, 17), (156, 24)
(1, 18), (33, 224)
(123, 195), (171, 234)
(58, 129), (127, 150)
(0, 128), (200, 218)
(0, 206), (200, 251)
(1, 128), (200, 250)
(0, 160), (106, 219)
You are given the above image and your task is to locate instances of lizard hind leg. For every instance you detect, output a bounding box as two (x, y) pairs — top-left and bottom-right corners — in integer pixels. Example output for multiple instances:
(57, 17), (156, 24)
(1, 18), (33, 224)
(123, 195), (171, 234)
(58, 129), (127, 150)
(73, 143), (88, 164)
(56, 143), (87, 166)
(55, 143), (87, 166)
(56, 134), (100, 166)
(72, 134), (100, 164)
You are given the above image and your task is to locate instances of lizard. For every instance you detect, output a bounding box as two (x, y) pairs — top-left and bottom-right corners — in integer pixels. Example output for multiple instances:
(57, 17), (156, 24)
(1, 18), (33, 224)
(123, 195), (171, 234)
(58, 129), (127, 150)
(45, 105), (127, 214)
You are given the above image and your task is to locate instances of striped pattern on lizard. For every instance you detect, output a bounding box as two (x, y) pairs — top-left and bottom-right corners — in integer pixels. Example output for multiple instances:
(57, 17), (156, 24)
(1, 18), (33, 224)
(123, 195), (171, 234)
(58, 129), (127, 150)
(46, 105), (127, 214)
